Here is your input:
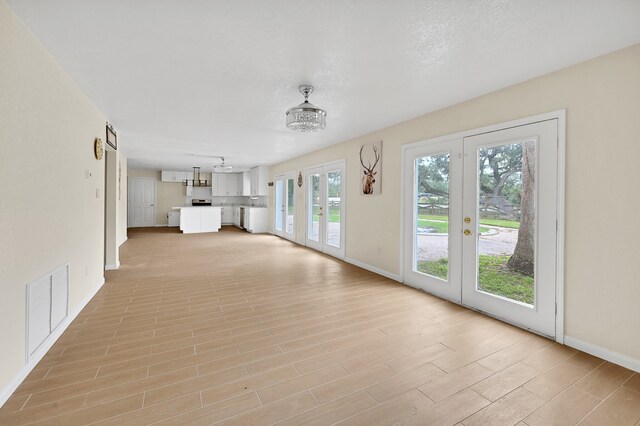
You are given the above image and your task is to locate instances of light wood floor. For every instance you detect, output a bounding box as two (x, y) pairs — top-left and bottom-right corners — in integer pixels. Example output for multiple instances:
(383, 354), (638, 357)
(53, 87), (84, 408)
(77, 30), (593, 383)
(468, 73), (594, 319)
(1, 227), (639, 425)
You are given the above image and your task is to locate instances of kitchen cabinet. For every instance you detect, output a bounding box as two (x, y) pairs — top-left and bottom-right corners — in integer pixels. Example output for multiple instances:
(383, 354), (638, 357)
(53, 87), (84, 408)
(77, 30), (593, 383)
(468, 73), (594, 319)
(245, 208), (268, 233)
(233, 208), (241, 227)
(212, 173), (241, 196)
(179, 207), (221, 233)
(162, 171), (193, 182)
(168, 211), (180, 227)
(162, 171), (185, 182)
(250, 166), (268, 196)
(186, 186), (193, 196)
(221, 207), (234, 224)
(238, 172), (251, 196)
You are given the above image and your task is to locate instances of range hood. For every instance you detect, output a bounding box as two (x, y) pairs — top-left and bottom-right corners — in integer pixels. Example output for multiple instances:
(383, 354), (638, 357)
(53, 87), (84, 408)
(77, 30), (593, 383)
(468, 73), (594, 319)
(183, 166), (209, 187)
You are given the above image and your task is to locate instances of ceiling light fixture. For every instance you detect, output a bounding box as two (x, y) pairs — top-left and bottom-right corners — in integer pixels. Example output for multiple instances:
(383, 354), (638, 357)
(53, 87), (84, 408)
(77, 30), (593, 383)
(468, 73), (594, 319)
(213, 157), (233, 173)
(183, 166), (209, 187)
(286, 85), (326, 132)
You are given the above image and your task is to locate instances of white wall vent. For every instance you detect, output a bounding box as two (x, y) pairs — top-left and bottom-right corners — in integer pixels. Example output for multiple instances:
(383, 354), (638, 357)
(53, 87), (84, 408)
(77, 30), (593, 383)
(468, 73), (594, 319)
(26, 264), (69, 361)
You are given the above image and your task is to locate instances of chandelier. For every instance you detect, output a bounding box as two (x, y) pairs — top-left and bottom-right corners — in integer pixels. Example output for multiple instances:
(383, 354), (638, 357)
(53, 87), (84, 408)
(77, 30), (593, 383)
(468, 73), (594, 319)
(286, 85), (326, 132)
(213, 157), (233, 173)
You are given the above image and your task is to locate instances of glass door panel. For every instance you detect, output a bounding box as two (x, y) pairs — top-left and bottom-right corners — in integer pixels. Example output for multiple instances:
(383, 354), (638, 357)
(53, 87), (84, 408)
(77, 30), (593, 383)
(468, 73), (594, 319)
(326, 170), (341, 248)
(305, 161), (345, 258)
(415, 153), (450, 281)
(462, 120), (557, 337)
(475, 141), (536, 306)
(286, 178), (295, 237)
(307, 172), (321, 246)
(403, 139), (462, 303)
(274, 178), (284, 236)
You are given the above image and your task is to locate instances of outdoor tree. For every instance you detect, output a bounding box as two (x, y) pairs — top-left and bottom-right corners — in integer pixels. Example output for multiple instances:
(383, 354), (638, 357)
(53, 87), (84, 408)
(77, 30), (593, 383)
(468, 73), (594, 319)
(506, 141), (536, 275)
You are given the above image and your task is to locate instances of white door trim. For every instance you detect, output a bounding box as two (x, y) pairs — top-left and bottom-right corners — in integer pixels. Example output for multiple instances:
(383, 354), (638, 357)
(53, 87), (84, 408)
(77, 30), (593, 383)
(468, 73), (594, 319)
(400, 110), (565, 343)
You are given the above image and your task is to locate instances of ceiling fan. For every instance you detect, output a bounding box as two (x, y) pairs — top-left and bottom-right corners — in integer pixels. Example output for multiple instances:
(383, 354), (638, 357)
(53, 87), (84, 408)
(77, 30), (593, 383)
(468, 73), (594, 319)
(213, 157), (233, 173)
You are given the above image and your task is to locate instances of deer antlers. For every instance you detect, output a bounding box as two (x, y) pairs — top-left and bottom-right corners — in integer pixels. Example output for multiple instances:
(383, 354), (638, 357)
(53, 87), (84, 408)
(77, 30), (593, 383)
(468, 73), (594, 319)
(359, 145), (380, 172)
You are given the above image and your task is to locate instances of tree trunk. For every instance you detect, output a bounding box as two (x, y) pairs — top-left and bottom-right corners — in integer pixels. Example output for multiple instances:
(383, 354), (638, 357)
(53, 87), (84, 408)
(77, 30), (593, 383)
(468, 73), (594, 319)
(507, 141), (535, 276)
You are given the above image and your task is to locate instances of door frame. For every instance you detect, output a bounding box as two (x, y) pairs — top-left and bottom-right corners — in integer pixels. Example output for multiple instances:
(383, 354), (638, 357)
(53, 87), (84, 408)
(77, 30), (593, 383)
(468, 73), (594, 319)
(304, 159), (347, 259)
(127, 177), (156, 228)
(400, 110), (565, 343)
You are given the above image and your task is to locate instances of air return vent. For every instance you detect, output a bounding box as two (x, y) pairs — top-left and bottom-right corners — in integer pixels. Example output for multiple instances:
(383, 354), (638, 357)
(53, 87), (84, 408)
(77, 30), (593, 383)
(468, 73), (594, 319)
(26, 264), (69, 362)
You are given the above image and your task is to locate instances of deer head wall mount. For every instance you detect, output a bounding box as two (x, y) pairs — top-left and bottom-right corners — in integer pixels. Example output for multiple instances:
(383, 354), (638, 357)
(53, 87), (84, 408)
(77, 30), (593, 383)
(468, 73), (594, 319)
(359, 142), (382, 195)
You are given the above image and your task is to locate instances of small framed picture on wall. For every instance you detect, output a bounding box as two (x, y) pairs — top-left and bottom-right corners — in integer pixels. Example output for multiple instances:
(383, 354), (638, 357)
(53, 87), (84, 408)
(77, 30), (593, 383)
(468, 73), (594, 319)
(106, 122), (117, 150)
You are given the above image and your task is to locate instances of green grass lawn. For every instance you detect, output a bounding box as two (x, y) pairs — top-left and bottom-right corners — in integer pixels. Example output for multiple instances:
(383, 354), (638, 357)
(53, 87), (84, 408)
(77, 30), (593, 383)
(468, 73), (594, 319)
(419, 214), (520, 229)
(417, 219), (489, 234)
(417, 255), (534, 304)
(312, 206), (341, 223)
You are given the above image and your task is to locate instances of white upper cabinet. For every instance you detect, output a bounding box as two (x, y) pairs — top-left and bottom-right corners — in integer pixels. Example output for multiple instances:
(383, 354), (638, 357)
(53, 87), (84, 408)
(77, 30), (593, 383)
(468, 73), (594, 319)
(238, 172), (251, 196)
(227, 174), (238, 196)
(250, 166), (268, 196)
(161, 171), (186, 182)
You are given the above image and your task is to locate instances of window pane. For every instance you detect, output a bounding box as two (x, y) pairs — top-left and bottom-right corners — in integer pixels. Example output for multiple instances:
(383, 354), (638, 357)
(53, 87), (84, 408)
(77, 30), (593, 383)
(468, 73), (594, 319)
(476, 141), (536, 306)
(286, 178), (295, 234)
(308, 174), (320, 242)
(326, 170), (341, 248)
(414, 153), (449, 281)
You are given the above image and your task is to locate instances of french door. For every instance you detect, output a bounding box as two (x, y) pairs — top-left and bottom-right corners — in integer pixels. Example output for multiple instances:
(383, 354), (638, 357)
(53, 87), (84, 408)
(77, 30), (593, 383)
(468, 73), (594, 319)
(306, 161), (345, 258)
(403, 118), (560, 337)
(128, 177), (155, 227)
(274, 173), (296, 241)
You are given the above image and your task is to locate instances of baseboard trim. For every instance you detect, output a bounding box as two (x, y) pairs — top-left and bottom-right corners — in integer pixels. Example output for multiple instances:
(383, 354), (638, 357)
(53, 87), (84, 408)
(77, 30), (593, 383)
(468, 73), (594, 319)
(117, 236), (127, 247)
(0, 276), (106, 408)
(154, 224), (168, 227)
(104, 262), (120, 270)
(344, 257), (402, 282)
(564, 335), (640, 373)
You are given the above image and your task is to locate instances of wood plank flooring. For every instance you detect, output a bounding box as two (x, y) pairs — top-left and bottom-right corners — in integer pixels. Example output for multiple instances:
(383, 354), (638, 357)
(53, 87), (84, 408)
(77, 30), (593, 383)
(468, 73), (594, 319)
(1, 226), (639, 425)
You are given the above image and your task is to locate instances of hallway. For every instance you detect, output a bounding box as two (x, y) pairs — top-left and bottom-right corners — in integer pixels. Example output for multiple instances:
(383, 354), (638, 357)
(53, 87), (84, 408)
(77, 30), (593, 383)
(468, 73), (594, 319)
(0, 228), (638, 425)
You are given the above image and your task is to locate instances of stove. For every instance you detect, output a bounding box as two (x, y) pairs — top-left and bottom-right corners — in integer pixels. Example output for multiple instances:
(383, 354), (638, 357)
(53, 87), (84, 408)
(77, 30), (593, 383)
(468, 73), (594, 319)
(191, 199), (212, 206)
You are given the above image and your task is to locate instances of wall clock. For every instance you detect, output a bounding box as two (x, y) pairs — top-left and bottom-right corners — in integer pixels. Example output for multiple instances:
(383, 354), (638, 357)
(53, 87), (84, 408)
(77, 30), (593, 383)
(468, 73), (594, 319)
(94, 137), (104, 160)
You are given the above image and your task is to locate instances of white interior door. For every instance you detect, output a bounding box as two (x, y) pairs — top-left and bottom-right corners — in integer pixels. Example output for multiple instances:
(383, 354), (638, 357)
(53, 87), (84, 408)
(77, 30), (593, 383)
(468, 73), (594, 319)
(306, 161), (345, 258)
(128, 177), (155, 227)
(403, 119), (559, 337)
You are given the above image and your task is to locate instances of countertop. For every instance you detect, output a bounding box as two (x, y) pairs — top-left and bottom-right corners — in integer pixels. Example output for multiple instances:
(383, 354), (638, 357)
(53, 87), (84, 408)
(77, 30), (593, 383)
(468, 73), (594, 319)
(171, 205), (267, 209)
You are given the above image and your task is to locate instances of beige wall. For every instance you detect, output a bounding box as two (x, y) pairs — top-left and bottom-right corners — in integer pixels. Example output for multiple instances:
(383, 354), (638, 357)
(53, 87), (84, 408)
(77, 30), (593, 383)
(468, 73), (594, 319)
(0, 0), (112, 393)
(127, 169), (187, 225)
(270, 44), (640, 362)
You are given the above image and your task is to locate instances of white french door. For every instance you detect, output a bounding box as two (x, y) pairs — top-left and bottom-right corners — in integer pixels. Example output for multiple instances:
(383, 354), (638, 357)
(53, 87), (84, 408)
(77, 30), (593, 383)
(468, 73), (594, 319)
(128, 177), (155, 227)
(306, 161), (345, 259)
(274, 172), (296, 241)
(403, 118), (560, 337)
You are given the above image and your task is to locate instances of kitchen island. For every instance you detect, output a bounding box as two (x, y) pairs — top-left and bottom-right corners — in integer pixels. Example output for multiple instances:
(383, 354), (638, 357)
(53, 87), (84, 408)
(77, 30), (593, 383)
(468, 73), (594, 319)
(172, 206), (221, 233)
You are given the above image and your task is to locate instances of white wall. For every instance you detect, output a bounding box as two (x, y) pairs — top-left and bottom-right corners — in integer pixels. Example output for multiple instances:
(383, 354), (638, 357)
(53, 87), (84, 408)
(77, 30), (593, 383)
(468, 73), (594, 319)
(270, 44), (640, 365)
(0, 0), (115, 396)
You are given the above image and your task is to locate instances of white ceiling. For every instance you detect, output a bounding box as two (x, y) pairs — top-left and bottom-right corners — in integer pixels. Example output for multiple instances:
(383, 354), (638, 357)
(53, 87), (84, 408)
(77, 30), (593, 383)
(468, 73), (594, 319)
(6, 0), (640, 172)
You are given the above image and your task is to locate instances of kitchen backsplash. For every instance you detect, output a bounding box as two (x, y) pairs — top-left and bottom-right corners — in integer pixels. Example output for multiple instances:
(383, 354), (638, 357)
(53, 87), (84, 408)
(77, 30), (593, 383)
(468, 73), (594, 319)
(185, 193), (267, 207)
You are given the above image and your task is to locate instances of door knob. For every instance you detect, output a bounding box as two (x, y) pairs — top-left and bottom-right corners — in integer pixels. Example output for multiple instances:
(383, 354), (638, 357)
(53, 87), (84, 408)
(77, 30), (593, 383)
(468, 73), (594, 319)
(464, 229), (471, 236)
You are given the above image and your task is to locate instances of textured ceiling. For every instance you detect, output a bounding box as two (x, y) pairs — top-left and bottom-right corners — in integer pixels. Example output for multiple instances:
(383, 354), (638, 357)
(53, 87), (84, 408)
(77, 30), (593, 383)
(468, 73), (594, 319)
(6, 0), (640, 172)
